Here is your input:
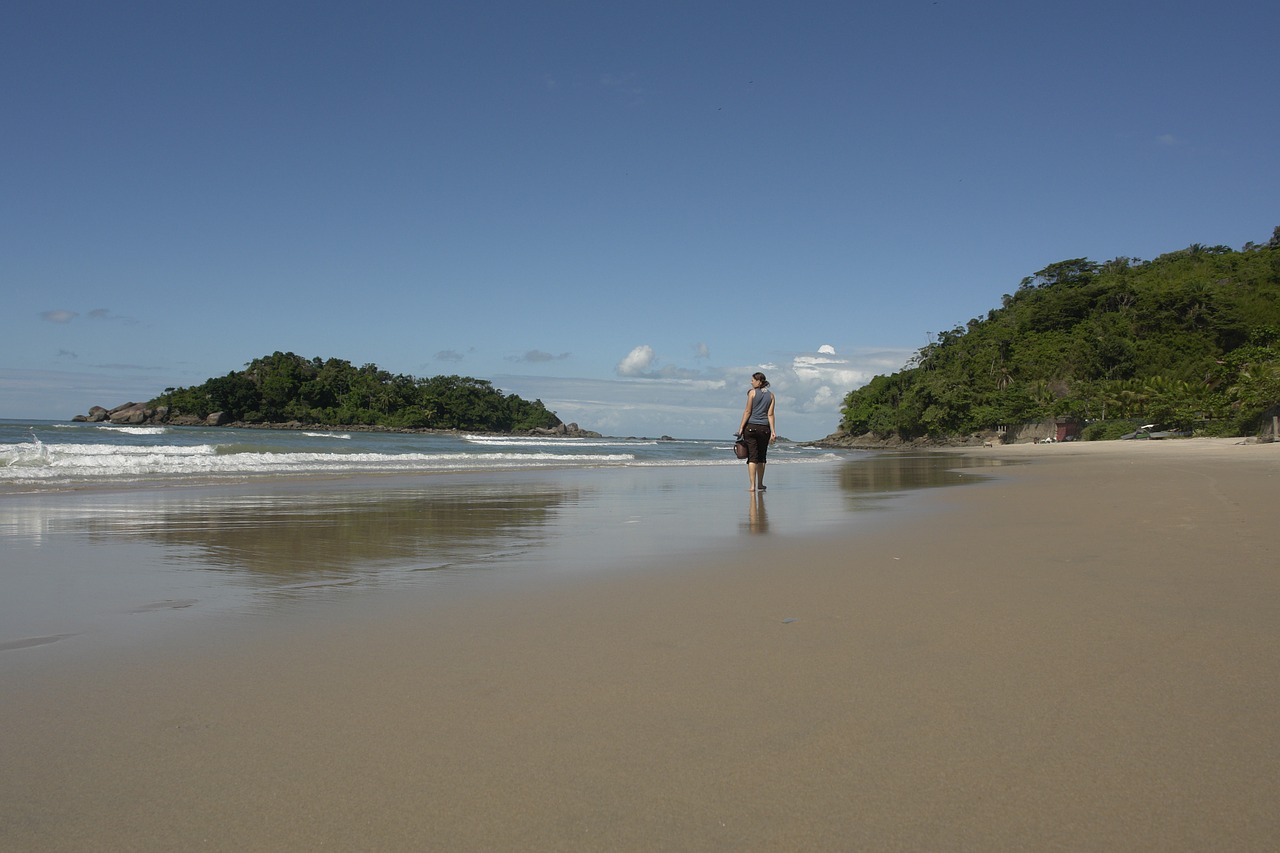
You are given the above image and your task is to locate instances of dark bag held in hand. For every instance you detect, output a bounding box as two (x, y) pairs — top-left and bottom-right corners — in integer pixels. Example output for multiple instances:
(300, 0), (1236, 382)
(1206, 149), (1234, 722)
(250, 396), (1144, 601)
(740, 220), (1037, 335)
(733, 433), (749, 459)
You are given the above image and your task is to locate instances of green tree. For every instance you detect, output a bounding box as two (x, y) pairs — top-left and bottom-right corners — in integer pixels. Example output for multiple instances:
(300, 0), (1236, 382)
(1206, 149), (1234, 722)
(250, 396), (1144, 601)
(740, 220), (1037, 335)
(148, 352), (562, 432)
(839, 230), (1280, 440)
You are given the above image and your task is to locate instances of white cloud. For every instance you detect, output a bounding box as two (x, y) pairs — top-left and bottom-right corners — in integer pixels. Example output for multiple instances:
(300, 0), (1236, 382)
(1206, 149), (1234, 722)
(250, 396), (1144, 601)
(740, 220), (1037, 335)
(509, 350), (571, 363)
(38, 308), (137, 325)
(615, 344), (704, 379)
(616, 344), (654, 376)
(785, 352), (864, 415)
(87, 308), (138, 325)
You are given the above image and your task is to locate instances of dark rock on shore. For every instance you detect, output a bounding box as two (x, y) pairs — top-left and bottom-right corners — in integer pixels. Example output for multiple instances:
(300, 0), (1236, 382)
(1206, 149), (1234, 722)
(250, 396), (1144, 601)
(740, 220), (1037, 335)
(808, 426), (1059, 449)
(804, 430), (999, 449)
(73, 402), (222, 427)
(528, 422), (603, 438)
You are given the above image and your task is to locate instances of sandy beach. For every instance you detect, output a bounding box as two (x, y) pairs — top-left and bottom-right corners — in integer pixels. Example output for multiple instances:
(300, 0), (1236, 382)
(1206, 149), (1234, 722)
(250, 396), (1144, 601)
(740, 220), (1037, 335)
(3, 438), (1278, 850)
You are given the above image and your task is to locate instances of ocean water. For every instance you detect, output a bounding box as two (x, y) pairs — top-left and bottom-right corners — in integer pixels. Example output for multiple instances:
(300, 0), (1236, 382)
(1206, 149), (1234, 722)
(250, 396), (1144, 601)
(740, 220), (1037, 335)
(0, 418), (842, 492)
(1, 418), (1007, 653)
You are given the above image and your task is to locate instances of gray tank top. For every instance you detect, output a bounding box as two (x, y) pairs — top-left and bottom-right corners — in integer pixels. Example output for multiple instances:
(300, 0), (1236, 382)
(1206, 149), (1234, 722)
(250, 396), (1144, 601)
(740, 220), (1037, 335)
(748, 389), (773, 424)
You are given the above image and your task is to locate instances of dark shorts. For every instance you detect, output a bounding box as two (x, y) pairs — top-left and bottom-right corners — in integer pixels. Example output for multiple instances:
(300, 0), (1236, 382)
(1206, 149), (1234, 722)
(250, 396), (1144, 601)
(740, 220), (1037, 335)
(743, 423), (771, 464)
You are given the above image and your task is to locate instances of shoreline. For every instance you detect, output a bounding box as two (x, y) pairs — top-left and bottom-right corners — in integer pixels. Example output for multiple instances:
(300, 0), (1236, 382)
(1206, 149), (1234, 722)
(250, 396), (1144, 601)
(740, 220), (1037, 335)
(809, 430), (1274, 451)
(3, 439), (1278, 849)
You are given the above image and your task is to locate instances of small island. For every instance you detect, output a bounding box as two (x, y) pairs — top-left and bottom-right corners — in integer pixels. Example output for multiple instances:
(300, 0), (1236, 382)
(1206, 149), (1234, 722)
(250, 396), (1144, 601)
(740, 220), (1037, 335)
(73, 351), (601, 437)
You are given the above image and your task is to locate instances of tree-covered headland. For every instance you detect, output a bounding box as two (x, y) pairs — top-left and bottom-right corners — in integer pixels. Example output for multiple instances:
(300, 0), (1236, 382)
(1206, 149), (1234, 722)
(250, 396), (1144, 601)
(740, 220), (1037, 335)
(150, 352), (563, 432)
(839, 229), (1280, 442)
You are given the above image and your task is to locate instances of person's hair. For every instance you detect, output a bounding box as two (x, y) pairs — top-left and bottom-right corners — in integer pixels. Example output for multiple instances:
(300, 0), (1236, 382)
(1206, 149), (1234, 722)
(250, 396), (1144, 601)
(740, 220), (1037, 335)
(752, 372), (769, 387)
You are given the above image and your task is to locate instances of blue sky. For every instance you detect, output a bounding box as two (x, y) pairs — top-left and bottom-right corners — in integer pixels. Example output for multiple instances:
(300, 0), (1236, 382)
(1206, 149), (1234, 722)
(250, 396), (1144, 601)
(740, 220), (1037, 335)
(3, 1), (1277, 439)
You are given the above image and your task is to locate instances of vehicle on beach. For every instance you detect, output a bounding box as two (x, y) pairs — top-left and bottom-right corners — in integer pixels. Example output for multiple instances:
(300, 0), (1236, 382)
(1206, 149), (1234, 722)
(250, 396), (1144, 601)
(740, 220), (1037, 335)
(1119, 424), (1192, 440)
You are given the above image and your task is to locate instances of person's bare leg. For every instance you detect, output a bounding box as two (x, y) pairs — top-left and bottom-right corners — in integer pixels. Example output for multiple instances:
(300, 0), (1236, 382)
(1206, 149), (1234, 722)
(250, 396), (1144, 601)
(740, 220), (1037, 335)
(756, 462), (766, 491)
(747, 462), (759, 491)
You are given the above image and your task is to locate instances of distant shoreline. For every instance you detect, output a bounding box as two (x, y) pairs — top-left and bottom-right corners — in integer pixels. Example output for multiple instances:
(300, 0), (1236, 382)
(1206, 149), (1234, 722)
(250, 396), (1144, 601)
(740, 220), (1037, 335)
(212, 420), (605, 438)
(808, 430), (1275, 450)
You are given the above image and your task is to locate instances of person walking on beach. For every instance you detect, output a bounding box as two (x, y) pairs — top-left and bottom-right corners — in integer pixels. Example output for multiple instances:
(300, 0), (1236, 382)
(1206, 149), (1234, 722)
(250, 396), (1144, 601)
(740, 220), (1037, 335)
(737, 372), (776, 492)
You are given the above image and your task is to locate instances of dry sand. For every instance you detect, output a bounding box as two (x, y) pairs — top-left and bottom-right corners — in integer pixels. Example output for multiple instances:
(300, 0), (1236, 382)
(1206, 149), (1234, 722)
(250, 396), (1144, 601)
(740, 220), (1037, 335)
(3, 438), (1278, 850)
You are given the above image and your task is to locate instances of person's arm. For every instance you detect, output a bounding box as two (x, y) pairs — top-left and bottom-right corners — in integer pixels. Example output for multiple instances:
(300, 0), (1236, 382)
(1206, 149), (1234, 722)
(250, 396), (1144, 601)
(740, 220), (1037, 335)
(767, 395), (777, 443)
(739, 390), (754, 435)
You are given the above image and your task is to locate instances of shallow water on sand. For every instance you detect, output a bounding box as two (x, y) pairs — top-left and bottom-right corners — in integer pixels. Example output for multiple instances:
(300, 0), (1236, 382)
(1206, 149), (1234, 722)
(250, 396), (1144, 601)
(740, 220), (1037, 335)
(0, 453), (1012, 652)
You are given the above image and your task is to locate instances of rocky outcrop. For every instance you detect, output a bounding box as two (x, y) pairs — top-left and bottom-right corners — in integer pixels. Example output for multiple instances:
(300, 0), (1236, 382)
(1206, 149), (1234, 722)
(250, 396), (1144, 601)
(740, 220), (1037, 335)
(529, 422), (603, 438)
(107, 402), (151, 424)
(74, 403), (219, 426)
(805, 430), (1003, 449)
(73, 402), (142, 424)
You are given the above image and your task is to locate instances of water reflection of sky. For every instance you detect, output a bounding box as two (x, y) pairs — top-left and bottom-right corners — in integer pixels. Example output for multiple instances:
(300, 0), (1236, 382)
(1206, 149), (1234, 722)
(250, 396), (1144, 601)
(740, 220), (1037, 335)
(833, 452), (1015, 503)
(0, 454), (1012, 649)
(71, 486), (576, 577)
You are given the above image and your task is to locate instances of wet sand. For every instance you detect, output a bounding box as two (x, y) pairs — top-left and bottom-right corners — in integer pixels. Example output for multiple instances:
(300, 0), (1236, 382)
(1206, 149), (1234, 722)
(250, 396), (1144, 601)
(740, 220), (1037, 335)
(3, 439), (1279, 850)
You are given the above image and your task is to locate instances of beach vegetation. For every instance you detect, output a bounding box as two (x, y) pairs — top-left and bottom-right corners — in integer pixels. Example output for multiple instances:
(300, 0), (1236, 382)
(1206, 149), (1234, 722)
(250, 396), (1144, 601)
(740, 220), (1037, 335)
(840, 229), (1280, 440)
(149, 353), (562, 432)
(1081, 420), (1143, 442)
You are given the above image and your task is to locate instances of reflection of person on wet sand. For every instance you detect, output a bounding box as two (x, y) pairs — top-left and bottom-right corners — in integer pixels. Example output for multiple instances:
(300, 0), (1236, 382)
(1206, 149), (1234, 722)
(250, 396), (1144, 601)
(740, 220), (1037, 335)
(745, 490), (768, 533)
(737, 372), (776, 492)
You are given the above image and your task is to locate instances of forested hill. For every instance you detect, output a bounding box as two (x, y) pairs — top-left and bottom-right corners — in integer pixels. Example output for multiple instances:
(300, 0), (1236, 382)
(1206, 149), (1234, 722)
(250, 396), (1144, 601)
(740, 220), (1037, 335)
(838, 229), (1280, 441)
(147, 352), (563, 432)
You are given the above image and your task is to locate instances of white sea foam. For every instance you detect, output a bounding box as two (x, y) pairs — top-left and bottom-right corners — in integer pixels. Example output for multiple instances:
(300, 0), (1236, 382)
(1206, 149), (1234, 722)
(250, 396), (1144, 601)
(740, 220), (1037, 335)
(462, 435), (657, 448)
(0, 440), (639, 484)
(303, 432), (352, 439)
(99, 426), (168, 435)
